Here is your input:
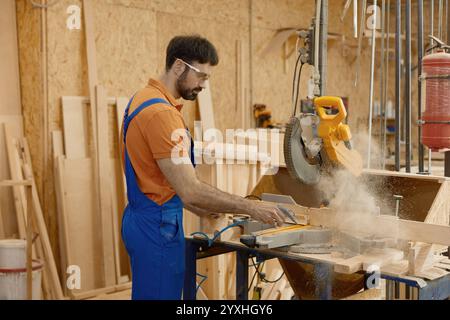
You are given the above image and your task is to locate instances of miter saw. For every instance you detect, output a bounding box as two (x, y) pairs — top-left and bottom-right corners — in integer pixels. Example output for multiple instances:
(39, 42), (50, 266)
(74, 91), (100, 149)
(237, 97), (363, 252)
(284, 96), (363, 185)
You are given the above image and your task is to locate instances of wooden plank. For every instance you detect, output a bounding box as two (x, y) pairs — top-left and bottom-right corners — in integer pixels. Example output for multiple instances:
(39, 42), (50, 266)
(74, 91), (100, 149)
(115, 97), (128, 202)
(57, 157), (102, 293)
(109, 159), (122, 284)
(54, 155), (71, 295)
(197, 80), (215, 132)
(362, 169), (449, 182)
(334, 255), (365, 274)
(83, 0), (110, 288)
(0, 205), (5, 238)
(115, 97), (128, 136)
(0, 180), (32, 187)
(95, 85), (116, 286)
(61, 97), (88, 158)
(425, 180), (450, 226)
(51, 130), (70, 289)
(26, 185), (33, 300)
(0, 0), (21, 116)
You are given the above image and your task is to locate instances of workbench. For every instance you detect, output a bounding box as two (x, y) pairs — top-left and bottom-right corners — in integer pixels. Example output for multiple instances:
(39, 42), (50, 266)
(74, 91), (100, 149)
(183, 236), (450, 300)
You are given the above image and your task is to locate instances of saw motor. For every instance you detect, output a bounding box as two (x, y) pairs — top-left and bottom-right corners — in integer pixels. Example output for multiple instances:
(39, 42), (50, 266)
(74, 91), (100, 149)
(284, 96), (363, 184)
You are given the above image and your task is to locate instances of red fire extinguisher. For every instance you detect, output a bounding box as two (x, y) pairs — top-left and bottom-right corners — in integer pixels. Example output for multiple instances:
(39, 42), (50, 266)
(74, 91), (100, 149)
(420, 37), (450, 151)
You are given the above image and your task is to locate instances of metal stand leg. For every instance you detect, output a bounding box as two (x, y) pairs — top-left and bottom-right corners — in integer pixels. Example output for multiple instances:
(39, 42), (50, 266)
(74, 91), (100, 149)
(236, 251), (249, 300)
(183, 240), (198, 300)
(314, 263), (333, 300)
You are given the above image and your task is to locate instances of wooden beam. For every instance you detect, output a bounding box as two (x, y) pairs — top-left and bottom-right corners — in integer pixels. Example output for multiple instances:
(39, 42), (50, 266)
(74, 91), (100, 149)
(26, 185), (33, 300)
(197, 80), (215, 132)
(0, 180), (32, 187)
(95, 85), (116, 286)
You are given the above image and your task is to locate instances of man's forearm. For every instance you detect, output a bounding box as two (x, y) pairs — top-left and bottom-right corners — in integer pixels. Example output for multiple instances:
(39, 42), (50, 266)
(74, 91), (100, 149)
(184, 202), (220, 219)
(187, 181), (256, 216)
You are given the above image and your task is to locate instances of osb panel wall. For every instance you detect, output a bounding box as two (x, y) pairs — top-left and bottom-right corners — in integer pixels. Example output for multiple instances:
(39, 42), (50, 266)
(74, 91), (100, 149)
(15, 1), (45, 219)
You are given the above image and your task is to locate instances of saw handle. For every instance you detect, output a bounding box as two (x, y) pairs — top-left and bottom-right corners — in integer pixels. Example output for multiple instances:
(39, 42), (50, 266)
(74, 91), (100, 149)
(314, 96), (347, 126)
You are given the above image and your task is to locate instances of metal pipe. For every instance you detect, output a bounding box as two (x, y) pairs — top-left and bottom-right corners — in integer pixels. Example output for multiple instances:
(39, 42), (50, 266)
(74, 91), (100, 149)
(353, 0), (358, 38)
(367, 0), (378, 169)
(319, 0), (328, 96)
(429, 0), (435, 172)
(383, 0), (391, 169)
(418, 0), (425, 173)
(380, 0), (386, 168)
(447, 0), (450, 44)
(355, 0), (368, 87)
(431, 0), (435, 50)
(405, 0), (412, 173)
(313, 0), (322, 97)
(395, 0), (401, 171)
(438, 0), (443, 39)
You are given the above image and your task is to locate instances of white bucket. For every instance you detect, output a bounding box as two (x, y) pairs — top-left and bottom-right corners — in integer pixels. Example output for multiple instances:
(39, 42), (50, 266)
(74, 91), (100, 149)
(0, 239), (26, 269)
(0, 260), (43, 300)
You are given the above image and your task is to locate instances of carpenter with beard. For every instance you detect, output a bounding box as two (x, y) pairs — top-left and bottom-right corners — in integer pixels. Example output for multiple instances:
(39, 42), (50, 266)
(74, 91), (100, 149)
(120, 35), (285, 300)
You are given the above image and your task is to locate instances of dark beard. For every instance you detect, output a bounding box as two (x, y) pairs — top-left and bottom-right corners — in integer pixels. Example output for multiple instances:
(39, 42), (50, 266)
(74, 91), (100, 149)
(176, 71), (202, 101)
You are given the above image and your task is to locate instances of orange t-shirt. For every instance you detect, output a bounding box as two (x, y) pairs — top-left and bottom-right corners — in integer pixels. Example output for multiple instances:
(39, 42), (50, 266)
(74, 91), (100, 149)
(120, 78), (190, 205)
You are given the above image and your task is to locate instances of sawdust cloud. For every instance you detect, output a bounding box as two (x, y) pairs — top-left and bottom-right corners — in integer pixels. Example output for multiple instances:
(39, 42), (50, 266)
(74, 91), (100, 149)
(316, 132), (399, 247)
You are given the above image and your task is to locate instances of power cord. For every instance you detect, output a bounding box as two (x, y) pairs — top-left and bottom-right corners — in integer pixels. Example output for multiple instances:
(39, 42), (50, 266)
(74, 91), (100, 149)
(190, 220), (243, 247)
(190, 220), (244, 296)
(293, 63), (305, 117)
(248, 257), (285, 296)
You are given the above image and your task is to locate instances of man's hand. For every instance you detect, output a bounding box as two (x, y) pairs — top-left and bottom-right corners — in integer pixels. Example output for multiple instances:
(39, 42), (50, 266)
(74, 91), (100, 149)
(247, 201), (285, 226)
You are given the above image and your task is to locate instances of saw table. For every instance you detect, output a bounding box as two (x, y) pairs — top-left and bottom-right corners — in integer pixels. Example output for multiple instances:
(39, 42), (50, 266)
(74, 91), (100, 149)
(183, 236), (450, 300)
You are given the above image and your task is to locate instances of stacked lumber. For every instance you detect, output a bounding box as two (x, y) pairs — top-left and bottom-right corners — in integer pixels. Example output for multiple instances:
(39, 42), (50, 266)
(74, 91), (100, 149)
(54, 95), (130, 298)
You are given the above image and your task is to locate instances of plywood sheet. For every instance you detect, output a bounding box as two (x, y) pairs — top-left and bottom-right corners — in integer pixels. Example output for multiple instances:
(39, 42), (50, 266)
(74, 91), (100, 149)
(58, 157), (103, 292)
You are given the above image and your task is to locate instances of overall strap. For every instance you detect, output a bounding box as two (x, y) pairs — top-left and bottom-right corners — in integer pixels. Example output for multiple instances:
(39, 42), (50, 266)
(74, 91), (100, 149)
(123, 97), (170, 140)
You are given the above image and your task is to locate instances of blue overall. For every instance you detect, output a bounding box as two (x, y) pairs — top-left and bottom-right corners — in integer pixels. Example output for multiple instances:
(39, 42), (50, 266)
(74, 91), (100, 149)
(121, 97), (195, 300)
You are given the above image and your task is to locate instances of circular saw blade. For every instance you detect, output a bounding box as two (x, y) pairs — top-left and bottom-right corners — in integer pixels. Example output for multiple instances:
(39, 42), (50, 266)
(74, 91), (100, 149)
(284, 116), (321, 185)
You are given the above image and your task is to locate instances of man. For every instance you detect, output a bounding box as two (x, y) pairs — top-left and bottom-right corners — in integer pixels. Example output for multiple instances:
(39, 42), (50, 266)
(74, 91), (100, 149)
(121, 35), (285, 300)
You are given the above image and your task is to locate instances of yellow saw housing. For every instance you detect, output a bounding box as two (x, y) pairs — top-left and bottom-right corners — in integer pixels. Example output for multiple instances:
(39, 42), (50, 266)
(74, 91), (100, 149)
(315, 96), (363, 177)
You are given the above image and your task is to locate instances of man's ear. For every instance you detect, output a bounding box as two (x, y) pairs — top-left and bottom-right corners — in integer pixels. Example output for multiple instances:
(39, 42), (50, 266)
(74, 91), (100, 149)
(172, 59), (185, 78)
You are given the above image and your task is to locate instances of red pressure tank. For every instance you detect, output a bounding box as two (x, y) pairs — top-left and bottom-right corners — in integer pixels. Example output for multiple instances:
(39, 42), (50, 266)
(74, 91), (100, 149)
(421, 51), (450, 151)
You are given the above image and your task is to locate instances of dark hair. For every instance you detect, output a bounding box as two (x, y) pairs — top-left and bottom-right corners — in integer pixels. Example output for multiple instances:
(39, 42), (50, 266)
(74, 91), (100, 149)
(165, 35), (219, 71)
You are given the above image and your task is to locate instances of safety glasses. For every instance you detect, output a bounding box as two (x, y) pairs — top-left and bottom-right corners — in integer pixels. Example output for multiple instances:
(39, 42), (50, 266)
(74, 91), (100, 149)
(177, 59), (210, 80)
